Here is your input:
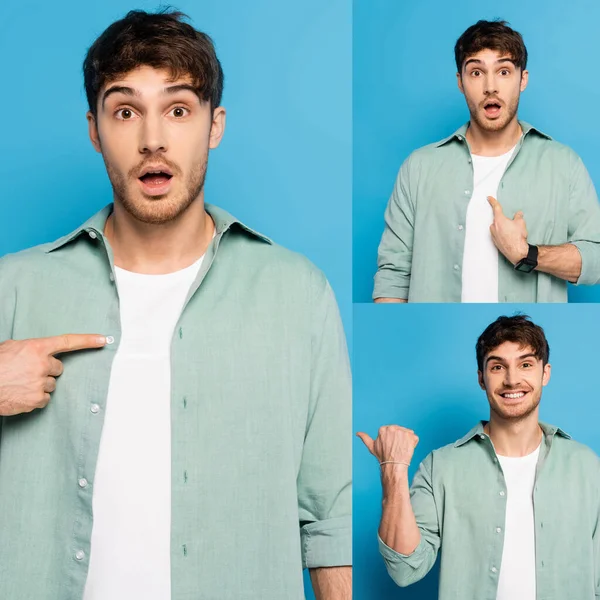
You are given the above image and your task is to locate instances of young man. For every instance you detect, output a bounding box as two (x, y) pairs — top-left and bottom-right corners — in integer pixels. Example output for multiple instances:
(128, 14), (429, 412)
(0, 10), (351, 600)
(374, 20), (600, 303)
(358, 315), (600, 599)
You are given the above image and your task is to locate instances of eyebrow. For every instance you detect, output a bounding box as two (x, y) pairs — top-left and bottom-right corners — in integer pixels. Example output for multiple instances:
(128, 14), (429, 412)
(485, 352), (537, 365)
(464, 57), (516, 68)
(101, 83), (200, 109)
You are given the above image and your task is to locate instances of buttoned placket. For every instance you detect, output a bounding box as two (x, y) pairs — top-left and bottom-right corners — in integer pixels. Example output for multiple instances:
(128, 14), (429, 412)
(476, 432), (509, 585)
(71, 228), (122, 583)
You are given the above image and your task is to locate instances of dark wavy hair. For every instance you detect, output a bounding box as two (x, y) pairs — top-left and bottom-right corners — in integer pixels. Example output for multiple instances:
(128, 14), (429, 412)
(455, 20), (527, 73)
(476, 315), (549, 371)
(83, 8), (224, 117)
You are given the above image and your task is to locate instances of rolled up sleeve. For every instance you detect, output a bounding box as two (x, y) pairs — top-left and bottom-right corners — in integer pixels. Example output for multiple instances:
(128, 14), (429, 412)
(373, 157), (415, 300)
(378, 454), (440, 587)
(567, 153), (600, 285)
(298, 271), (352, 568)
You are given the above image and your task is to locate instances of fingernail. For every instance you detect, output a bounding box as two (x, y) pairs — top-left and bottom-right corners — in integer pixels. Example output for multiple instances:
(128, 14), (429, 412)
(97, 336), (107, 345)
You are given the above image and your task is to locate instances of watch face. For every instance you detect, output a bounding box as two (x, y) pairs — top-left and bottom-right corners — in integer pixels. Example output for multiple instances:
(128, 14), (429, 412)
(515, 260), (536, 273)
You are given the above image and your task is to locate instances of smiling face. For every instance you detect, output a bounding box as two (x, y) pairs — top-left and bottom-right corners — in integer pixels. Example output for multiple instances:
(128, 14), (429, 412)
(457, 49), (528, 134)
(478, 341), (551, 421)
(87, 66), (225, 224)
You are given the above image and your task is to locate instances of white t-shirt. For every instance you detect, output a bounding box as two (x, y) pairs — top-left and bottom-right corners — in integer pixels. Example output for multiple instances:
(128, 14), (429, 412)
(461, 145), (517, 303)
(496, 443), (541, 600)
(83, 255), (204, 600)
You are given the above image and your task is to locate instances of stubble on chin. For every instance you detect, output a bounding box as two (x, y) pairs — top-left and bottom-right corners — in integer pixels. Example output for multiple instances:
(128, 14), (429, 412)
(103, 157), (208, 225)
(487, 390), (541, 422)
(468, 95), (520, 133)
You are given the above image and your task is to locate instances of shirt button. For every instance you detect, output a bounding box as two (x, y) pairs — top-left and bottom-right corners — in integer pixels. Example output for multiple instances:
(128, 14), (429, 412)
(499, 490), (505, 497)
(90, 404), (100, 414)
(458, 225), (464, 231)
(109, 272), (115, 282)
(106, 336), (115, 345)
(479, 434), (485, 439)
(453, 264), (460, 271)
(491, 566), (497, 573)
(88, 231), (97, 240)
(496, 527), (502, 533)
(464, 190), (470, 195)
(75, 550), (85, 561)
(78, 478), (88, 488)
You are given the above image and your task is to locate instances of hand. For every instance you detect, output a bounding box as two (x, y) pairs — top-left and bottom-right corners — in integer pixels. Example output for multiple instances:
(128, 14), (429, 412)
(357, 425), (419, 467)
(0, 334), (107, 416)
(487, 196), (529, 265)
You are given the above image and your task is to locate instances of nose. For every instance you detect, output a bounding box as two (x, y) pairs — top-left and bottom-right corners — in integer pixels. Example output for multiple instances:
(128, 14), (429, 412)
(484, 73), (498, 96)
(503, 366), (521, 388)
(138, 113), (167, 154)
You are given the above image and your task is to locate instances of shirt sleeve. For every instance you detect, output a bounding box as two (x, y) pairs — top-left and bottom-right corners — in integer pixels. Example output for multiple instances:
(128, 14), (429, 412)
(298, 270), (351, 569)
(373, 157), (415, 300)
(378, 453), (441, 586)
(0, 256), (15, 343)
(567, 153), (600, 285)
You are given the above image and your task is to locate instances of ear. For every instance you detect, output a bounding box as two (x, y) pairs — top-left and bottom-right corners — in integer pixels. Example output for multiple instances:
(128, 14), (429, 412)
(457, 72), (464, 94)
(477, 370), (486, 390)
(542, 362), (551, 387)
(520, 69), (529, 93)
(87, 112), (102, 153)
(209, 106), (226, 150)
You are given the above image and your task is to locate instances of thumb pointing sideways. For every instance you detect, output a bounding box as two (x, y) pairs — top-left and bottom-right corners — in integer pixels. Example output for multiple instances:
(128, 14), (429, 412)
(487, 196), (504, 216)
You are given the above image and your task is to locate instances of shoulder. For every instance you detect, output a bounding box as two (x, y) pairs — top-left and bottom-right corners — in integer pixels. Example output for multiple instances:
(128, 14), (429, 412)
(0, 241), (55, 278)
(555, 435), (600, 466)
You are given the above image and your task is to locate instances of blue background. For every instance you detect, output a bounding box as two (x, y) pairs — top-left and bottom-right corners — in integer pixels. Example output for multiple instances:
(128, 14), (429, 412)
(353, 0), (600, 303)
(0, 1), (350, 597)
(353, 303), (600, 599)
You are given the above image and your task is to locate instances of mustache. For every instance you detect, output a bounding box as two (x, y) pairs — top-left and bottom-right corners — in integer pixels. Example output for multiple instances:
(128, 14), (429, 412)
(128, 156), (181, 178)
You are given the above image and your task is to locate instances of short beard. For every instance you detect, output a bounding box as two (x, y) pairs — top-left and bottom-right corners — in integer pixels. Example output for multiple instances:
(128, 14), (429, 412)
(467, 92), (520, 133)
(103, 153), (208, 225)
(487, 387), (541, 423)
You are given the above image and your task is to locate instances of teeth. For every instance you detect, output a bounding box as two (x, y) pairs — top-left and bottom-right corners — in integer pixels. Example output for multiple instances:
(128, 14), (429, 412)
(503, 392), (525, 399)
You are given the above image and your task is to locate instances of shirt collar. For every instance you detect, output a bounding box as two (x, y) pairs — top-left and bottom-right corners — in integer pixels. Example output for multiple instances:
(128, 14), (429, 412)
(434, 120), (553, 148)
(454, 420), (571, 448)
(45, 203), (273, 254)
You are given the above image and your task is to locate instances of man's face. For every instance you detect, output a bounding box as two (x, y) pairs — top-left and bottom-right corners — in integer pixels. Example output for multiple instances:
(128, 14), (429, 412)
(87, 66), (225, 224)
(478, 341), (551, 421)
(457, 49), (528, 133)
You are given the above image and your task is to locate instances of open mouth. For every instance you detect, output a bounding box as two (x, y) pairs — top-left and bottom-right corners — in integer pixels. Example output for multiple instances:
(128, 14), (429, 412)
(137, 166), (174, 196)
(499, 390), (528, 401)
(483, 100), (502, 118)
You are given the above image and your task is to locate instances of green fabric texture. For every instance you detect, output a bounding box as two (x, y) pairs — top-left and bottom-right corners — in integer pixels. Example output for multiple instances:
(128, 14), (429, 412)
(379, 421), (600, 599)
(0, 204), (352, 600)
(374, 122), (600, 302)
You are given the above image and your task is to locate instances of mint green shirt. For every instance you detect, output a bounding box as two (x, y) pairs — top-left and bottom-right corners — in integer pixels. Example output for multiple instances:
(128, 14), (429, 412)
(374, 122), (600, 302)
(379, 421), (600, 599)
(0, 204), (352, 600)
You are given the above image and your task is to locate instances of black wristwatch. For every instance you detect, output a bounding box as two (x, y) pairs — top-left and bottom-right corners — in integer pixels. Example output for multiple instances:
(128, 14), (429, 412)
(514, 244), (538, 273)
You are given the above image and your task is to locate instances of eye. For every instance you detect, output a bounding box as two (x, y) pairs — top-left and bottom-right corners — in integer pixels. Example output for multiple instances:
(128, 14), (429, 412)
(490, 364), (503, 371)
(115, 108), (136, 120)
(522, 362), (533, 368)
(170, 106), (190, 118)
(500, 69), (510, 76)
(471, 70), (481, 77)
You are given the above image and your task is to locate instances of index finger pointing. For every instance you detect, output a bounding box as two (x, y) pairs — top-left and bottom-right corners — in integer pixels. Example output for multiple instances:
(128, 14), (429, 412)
(40, 334), (107, 356)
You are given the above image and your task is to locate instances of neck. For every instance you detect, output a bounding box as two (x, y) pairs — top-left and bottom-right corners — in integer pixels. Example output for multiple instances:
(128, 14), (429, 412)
(104, 196), (215, 274)
(484, 410), (542, 457)
(466, 116), (522, 156)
